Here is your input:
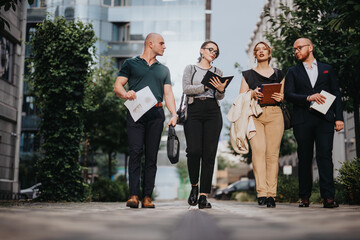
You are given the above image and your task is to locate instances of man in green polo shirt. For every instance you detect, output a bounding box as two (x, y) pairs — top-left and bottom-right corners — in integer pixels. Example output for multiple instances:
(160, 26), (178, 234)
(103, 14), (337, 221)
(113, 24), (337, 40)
(114, 33), (177, 209)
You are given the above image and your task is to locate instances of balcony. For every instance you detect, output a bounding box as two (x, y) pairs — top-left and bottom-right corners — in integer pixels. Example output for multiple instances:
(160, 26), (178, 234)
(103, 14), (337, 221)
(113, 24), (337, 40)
(27, 8), (46, 23)
(107, 41), (143, 58)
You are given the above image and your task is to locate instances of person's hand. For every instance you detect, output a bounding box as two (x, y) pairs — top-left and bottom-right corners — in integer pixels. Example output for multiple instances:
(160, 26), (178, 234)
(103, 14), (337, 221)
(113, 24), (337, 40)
(335, 120), (344, 132)
(125, 90), (136, 100)
(209, 76), (228, 93)
(252, 87), (263, 100)
(168, 114), (178, 126)
(308, 93), (326, 104)
(271, 92), (284, 102)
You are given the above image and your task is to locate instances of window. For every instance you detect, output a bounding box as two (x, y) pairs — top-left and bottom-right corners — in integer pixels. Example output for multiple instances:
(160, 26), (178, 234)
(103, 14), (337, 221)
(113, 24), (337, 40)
(64, 7), (75, 19)
(0, 36), (14, 84)
(112, 23), (130, 42)
(103, 0), (112, 6)
(20, 132), (41, 153)
(22, 95), (38, 116)
(28, 0), (46, 8)
(103, 0), (130, 6)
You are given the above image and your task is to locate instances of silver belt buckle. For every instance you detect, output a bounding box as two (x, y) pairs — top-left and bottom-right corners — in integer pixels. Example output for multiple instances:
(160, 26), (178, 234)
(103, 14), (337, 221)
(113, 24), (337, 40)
(199, 97), (207, 100)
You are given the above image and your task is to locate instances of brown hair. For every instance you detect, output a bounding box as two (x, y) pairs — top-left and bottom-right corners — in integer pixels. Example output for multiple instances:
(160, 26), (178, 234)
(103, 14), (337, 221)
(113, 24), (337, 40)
(253, 41), (272, 63)
(198, 41), (220, 62)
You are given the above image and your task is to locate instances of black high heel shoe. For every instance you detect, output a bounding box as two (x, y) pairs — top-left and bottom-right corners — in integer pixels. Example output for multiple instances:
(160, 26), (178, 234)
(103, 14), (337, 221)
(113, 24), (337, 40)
(198, 195), (212, 209)
(188, 185), (198, 206)
(266, 197), (276, 208)
(257, 197), (267, 205)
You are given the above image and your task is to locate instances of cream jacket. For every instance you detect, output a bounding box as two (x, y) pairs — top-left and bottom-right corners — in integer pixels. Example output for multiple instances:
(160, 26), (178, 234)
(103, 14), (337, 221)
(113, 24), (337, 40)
(227, 91), (263, 154)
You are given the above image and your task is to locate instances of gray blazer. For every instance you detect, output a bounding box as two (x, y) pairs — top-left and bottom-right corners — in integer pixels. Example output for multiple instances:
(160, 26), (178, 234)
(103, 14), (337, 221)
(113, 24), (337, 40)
(182, 64), (225, 106)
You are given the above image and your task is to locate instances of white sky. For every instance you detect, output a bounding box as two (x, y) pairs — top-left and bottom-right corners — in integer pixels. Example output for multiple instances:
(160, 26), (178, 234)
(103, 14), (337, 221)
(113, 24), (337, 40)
(210, 0), (267, 139)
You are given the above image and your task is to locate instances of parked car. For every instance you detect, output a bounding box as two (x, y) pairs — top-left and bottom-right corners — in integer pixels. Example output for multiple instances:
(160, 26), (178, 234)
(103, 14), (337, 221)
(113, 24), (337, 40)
(20, 183), (42, 200)
(215, 178), (255, 200)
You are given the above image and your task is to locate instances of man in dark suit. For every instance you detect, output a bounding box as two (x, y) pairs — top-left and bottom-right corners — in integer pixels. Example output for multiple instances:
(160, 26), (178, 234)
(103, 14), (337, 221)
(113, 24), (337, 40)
(285, 38), (344, 208)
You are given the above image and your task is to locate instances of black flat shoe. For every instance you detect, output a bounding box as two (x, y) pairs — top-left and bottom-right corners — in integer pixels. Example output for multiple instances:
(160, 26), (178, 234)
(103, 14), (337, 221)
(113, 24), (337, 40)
(258, 197), (267, 205)
(266, 197), (276, 208)
(198, 195), (212, 209)
(188, 185), (199, 206)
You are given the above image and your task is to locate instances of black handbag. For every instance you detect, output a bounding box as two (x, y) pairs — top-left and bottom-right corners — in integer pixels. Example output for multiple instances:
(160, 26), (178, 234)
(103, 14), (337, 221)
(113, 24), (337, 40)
(167, 125), (180, 164)
(176, 93), (187, 125)
(280, 102), (292, 130)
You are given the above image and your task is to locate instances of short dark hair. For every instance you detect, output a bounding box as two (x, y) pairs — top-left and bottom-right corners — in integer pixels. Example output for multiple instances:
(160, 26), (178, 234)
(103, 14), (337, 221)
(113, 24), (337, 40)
(198, 41), (220, 62)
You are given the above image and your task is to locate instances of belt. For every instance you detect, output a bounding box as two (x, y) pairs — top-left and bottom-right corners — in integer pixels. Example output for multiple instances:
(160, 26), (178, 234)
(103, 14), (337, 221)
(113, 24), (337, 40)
(154, 102), (163, 107)
(195, 97), (211, 101)
(260, 103), (280, 107)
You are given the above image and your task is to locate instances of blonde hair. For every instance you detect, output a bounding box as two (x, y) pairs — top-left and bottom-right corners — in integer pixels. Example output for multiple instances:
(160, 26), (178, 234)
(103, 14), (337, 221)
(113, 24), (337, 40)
(253, 41), (272, 63)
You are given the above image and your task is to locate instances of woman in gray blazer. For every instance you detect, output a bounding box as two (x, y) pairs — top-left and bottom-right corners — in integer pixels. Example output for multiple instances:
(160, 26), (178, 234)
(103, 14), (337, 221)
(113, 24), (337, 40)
(183, 41), (229, 209)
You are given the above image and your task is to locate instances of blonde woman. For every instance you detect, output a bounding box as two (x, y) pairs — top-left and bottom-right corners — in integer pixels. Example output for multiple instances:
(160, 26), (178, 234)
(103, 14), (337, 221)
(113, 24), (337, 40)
(239, 42), (285, 208)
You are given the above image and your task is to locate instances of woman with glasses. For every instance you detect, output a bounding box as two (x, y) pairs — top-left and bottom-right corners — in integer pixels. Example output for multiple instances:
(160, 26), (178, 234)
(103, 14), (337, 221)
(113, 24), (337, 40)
(239, 41), (285, 208)
(182, 41), (229, 209)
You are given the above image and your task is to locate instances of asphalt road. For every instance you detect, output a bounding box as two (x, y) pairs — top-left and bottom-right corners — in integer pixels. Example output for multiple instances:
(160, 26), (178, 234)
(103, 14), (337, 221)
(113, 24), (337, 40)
(0, 200), (359, 240)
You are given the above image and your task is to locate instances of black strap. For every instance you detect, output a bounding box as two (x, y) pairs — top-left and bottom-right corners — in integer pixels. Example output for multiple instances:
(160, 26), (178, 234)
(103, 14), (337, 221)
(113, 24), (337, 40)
(179, 65), (196, 107)
(190, 65), (197, 85)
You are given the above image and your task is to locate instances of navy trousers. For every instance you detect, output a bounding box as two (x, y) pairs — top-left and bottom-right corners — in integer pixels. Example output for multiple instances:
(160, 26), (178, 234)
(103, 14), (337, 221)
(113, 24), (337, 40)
(293, 111), (335, 200)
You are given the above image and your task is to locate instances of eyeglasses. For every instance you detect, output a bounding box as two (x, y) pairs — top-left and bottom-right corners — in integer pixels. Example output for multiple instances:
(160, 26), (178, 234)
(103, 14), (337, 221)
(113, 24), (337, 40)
(293, 44), (310, 52)
(203, 47), (219, 55)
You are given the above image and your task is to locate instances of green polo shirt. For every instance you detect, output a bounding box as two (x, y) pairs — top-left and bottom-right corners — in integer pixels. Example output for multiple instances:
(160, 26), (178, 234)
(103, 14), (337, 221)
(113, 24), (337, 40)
(118, 56), (171, 103)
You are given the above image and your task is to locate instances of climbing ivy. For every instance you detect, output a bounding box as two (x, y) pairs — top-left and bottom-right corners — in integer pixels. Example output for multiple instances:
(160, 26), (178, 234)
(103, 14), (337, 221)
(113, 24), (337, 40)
(28, 16), (96, 201)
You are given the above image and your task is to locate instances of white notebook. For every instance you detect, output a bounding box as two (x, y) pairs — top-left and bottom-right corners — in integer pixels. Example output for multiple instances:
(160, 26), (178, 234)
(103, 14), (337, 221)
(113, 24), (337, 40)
(124, 86), (158, 122)
(310, 90), (336, 115)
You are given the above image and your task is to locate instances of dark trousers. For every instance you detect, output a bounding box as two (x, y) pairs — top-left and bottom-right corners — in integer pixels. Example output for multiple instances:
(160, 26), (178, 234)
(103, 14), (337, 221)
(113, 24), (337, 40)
(184, 98), (222, 193)
(293, 111), (335, 200)
(127, 106), (165, 197)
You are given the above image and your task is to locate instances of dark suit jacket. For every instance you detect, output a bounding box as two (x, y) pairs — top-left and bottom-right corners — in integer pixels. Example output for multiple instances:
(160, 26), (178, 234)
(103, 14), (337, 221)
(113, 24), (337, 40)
(284, 61), (344, 125)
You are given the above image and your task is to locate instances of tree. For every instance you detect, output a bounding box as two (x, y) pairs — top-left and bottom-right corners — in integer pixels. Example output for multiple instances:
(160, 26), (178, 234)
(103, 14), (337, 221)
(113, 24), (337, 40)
(28, 16), (96, 201)
(328, 0), (360, 157)
(83, 57), (128, 179)
(0, 0), (33, 30)
(265, 0), (360, 157)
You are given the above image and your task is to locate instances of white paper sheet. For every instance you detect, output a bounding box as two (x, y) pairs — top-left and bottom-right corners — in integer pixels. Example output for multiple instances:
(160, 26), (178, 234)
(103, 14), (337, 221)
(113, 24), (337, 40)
(310, 90), (336, 115)
(124, 86), (158, 122)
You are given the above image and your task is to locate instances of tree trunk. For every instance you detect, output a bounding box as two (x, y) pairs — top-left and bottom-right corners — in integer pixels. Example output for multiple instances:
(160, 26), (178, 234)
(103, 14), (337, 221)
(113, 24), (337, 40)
(354, 99), (360, 158)
(108, 152), (112, 179)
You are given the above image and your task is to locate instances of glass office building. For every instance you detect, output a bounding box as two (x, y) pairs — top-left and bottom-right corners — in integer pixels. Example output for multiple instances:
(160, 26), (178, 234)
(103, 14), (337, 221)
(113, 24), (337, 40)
(40, 0), (209, 97)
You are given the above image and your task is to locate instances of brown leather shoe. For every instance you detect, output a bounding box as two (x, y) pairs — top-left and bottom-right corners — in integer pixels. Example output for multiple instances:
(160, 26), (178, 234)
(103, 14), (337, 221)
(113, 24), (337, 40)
(126, 195), (139, 208)
(299, 198), (310, 207)
(142, 196), (155, 208)
(323, 198), (339, 208)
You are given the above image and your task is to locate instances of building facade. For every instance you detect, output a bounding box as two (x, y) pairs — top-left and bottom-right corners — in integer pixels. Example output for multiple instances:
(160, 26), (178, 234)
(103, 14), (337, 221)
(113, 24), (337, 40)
(246, 0), (347, 179)
(0, 1), (27, 198)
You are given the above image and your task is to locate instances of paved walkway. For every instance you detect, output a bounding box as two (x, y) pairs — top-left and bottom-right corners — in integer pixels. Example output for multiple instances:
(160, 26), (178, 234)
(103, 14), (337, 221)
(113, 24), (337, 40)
(1, 200), (360, 240)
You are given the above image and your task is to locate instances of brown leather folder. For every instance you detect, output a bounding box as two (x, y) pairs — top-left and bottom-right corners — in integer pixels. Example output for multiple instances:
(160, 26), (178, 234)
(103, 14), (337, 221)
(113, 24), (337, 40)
(259, 83), (282, 105)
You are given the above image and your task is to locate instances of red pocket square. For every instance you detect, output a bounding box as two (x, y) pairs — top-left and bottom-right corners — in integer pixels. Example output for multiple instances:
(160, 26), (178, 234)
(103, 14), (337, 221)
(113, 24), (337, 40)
(323, 70), (329, 74)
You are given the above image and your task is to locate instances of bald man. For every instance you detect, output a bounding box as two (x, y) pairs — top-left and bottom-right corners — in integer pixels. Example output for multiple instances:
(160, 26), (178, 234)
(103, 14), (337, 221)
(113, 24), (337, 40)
(114, 33), (177, 209)
(284, 38), (344, 208)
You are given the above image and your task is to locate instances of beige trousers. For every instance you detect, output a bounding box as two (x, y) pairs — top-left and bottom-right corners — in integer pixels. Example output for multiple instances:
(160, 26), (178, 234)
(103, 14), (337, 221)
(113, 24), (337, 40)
(249, 106), (284, 198)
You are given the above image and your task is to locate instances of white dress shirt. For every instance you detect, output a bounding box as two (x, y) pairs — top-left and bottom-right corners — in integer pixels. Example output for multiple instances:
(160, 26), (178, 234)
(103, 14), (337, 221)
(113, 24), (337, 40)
(303, 59), (318, 88)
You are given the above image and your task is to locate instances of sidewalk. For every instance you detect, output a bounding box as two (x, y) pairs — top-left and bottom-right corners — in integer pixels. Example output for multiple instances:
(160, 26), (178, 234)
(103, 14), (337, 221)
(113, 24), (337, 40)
(0, 200), (359, 240)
